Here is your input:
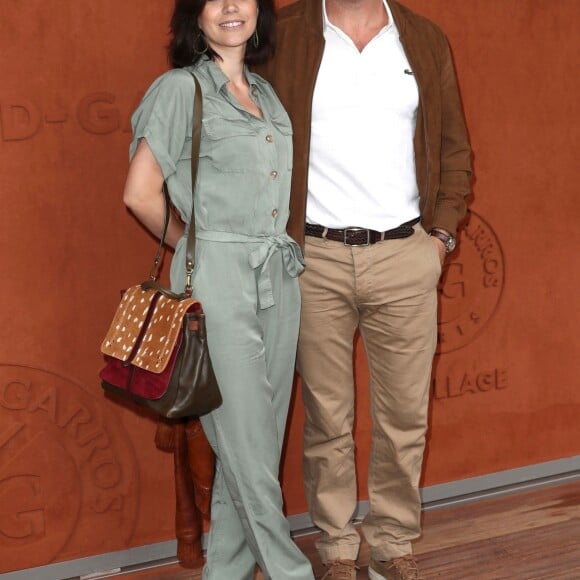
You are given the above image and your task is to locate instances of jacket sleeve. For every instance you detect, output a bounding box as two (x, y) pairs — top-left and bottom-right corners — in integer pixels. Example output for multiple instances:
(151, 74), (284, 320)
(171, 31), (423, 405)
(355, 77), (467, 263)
(432, 36), (472, 235)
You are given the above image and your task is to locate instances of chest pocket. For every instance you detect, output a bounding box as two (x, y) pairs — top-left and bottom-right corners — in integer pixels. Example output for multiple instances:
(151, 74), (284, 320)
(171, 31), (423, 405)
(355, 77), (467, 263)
(204, 116), (258, 174)
(270, 114), (293, 171)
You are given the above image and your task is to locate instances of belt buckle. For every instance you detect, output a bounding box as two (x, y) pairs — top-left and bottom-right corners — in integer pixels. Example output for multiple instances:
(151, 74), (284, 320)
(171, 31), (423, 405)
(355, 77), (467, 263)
(343, 228), (370, 246)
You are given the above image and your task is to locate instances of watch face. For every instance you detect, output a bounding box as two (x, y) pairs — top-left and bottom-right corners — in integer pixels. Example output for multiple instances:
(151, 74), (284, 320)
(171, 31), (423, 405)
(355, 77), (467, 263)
(446, 237), (457, 252)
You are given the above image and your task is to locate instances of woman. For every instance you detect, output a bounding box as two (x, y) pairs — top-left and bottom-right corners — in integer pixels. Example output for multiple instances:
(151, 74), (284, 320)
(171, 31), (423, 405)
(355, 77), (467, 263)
(122, 0), (314, 578)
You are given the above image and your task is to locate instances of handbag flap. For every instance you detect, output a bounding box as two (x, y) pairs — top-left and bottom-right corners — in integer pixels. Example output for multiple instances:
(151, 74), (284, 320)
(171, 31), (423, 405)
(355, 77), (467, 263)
(101, 285), (198, 373)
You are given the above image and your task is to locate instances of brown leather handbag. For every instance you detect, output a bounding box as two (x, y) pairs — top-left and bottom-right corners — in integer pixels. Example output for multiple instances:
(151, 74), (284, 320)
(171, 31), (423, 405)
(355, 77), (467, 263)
(99, 74), (222, 419)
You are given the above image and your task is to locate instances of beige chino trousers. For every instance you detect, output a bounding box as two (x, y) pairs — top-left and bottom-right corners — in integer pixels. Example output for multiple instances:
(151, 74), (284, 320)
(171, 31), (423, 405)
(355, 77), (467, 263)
(297, 224), (441, 563)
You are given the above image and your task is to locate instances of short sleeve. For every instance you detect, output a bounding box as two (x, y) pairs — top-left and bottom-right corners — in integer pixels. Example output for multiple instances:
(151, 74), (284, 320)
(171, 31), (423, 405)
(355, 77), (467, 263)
(129, 69), (196, 180)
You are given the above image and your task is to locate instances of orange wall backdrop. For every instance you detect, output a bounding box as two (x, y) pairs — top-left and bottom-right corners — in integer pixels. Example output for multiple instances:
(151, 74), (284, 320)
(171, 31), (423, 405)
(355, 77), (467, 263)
(0, 0), (578, 573)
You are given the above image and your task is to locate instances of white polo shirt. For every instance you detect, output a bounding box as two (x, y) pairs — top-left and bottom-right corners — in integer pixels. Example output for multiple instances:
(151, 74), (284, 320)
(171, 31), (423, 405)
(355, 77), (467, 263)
(306, 0), (420, 230)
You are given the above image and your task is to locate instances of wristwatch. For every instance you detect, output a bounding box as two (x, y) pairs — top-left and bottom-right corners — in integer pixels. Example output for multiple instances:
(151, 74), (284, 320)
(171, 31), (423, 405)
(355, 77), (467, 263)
(429, 229), (456, 254)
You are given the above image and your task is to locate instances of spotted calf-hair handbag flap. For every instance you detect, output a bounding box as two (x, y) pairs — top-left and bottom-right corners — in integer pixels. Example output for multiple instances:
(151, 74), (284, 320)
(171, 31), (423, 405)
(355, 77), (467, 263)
(100, 285), (198, 373)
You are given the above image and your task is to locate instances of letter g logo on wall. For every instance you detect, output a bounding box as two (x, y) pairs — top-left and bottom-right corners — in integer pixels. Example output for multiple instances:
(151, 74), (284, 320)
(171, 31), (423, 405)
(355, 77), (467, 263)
(0, 366), (140, 573)
(0, 474), (44, 541)
(0, 93), (138, 140)
(437, 211), (506, 353)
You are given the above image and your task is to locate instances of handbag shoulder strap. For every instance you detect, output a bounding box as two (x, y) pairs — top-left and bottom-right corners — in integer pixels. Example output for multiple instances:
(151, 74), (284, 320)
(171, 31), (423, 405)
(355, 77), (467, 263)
(149, 73), (203, 298)
(184, 73), (203, 296)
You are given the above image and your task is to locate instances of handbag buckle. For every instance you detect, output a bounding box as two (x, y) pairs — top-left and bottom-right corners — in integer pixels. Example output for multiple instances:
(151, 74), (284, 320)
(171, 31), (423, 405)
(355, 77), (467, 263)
(185, 259), (194, 297)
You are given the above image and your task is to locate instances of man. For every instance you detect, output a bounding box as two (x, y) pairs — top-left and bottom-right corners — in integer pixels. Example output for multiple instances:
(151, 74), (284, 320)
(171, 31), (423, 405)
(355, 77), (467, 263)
(259, 0), (471, 578)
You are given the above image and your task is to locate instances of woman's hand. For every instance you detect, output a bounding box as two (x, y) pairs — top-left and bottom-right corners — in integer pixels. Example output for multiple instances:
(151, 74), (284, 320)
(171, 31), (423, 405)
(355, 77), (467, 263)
(123, 139), (185, 248)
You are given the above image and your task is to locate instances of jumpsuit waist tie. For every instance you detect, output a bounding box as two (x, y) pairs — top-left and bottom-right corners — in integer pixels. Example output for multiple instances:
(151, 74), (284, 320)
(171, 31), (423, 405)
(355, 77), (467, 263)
(194, 230), (305, 310)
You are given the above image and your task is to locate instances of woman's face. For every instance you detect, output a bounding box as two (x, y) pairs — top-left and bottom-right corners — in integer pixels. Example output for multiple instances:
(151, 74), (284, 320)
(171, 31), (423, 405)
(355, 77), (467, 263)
(198, 0), (258, 54)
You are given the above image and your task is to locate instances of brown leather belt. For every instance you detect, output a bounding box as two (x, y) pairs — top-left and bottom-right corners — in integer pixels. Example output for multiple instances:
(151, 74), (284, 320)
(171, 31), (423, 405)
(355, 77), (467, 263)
(305, 217), (420, 246)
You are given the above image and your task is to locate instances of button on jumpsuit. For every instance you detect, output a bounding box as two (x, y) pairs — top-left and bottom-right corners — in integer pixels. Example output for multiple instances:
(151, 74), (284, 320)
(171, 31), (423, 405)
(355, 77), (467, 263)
(130, 58), (313, 580)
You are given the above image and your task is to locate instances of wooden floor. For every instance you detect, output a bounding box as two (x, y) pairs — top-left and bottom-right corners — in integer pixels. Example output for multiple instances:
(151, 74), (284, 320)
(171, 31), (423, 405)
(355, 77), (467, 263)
(106, 480), (580, 579)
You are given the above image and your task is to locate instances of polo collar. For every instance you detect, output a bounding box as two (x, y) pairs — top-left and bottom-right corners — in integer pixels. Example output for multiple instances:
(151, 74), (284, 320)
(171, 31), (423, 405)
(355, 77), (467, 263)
(315, 0), (406, 37)
(322, 0), (395, 34)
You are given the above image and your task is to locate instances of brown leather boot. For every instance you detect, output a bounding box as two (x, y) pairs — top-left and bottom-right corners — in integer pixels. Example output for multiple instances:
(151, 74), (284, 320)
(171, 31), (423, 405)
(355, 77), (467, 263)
(369, 555), (423, 580)
(320, 559), (358, 580)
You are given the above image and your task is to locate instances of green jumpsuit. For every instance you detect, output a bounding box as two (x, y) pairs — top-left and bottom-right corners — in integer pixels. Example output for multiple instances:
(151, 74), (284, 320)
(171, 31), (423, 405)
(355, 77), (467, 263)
(130, 58), (313, 580)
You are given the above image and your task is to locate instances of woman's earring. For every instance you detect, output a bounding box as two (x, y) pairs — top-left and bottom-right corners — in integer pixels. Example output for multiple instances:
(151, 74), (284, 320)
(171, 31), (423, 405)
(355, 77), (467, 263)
(252, 29), (259, 48)
(194, 33), (208, 55)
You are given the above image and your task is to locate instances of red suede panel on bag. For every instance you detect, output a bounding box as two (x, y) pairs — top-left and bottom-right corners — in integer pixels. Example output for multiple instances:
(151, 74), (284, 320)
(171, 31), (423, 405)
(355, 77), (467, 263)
(99, 333), (182, 401)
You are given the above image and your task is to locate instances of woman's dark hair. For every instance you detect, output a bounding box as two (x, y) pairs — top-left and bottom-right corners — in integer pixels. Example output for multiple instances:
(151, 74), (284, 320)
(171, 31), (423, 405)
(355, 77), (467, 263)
(168, 0), (276, 68)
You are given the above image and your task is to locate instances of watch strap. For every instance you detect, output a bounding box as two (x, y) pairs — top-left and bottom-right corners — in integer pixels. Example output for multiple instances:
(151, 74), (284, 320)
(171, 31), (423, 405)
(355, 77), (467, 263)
(429, 230), (455, 253)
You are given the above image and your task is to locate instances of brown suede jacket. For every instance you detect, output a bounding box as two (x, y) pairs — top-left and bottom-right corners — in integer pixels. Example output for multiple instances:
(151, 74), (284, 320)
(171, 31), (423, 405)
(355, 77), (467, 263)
(255, 0), (472, 246)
